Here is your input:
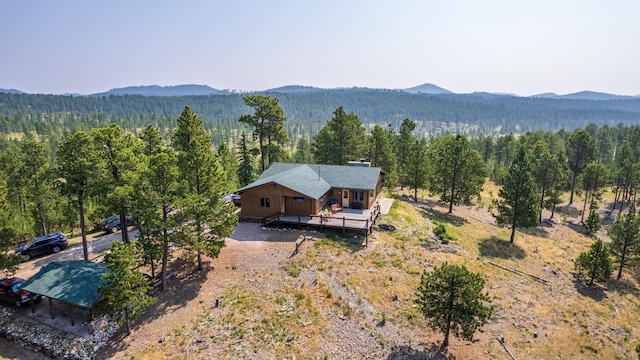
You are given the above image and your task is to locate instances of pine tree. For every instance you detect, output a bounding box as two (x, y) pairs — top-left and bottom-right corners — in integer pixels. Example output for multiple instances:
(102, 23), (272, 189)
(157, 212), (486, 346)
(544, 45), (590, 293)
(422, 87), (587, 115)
(0, 179), (23, 276)
(528, 141), (566, 223)
(575, 239), (613, 285)
(609, 203), (640, 280)
(312, 107), (366, 165)
(494, 148), (539, 243)
(237, 131), (259, 186)
(428, 133), (486, 214)
(584, 207), (602, 237)
(395, 119), (416, 190)
(567, 129), (598, 205)
(403, 139), (429, 202)
(239, 95), (288, 171)
(99, 241), (156, 335)
(92, 124), (144, 243)
(415, 262), (493, 352)
(368, 124), (397, 186)
(172, 106), (237, 271)
(217, 143), (240, 192)
(293, 137), (313, 164)
(57, 131), (101, 260)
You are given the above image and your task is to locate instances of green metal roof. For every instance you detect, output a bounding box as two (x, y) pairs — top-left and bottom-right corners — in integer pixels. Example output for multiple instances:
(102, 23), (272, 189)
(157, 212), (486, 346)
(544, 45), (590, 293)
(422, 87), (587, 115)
(20, 260), (109, 308)
(238, 163), (382, 199)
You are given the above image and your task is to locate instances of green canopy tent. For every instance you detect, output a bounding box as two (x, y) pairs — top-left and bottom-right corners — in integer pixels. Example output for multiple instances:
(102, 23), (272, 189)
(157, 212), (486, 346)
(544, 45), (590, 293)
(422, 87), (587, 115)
(20, 260), (109, 326)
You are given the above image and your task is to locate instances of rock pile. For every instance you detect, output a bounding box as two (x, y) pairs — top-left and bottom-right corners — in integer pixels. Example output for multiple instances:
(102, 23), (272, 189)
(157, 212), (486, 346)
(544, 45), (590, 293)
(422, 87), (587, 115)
(0, 307), (118, 360)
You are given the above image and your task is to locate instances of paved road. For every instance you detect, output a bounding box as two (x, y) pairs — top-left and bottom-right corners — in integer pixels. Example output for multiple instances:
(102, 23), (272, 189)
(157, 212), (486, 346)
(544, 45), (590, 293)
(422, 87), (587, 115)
(14, 228), (139, 279)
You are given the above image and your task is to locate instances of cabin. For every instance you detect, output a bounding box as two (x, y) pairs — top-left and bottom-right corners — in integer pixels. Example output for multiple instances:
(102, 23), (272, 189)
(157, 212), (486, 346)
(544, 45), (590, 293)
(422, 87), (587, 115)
(237, 162), (384, 220)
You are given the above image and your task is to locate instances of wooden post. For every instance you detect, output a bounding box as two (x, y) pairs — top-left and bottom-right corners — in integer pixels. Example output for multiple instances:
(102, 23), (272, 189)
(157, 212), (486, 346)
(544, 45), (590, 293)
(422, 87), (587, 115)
(49, 297), (54, 319)
(30, 297), (36, 314)
(69, 304), (75, 326)
(297, 214), (301, 229)
(342, 217), (346, 235)
(320, 215), (323, 230)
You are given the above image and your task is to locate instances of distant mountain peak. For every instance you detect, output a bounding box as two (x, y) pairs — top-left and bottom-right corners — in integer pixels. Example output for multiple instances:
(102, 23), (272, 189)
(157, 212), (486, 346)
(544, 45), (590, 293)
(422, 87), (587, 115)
(264, 85), (324, 93)
(92, 84), (227, 97)
(402, 83), (452, 94)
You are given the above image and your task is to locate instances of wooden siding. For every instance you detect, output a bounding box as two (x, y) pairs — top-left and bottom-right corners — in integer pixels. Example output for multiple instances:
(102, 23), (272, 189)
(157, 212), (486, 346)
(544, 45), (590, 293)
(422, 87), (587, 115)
(239, 169), (385, 219)
(240, 183), (316, 219)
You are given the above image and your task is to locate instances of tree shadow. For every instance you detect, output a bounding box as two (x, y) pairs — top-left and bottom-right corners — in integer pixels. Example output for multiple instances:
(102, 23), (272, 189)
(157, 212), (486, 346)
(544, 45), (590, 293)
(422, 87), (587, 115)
(604, 274), (639, 297)
(386, 343), (452, 360)
(478, 237), (526, 259)
(571, 273), (607, 302)
(564, 220), (589, 237)
(520, 225), (549, 238)
(418, 205), (468, 227)
(95, 257), (206, 359)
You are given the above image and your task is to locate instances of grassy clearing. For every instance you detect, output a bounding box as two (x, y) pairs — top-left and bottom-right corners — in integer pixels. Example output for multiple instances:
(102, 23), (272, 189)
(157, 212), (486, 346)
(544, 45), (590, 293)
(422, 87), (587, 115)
(129, 184), (640, 359)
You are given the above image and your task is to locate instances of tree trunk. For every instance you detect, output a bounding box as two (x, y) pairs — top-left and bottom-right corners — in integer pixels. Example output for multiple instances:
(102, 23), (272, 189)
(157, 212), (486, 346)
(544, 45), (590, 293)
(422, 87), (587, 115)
(617, 244), (627, 280)
(509, 225), (516, 244)
(569, 171), (577, 205)
(197, 251), (203, 271)
(440, 318), (451, 352)
(581, 190), (589, 223)
(79, 195), (89, 261)
(539, 188), (545, 224)
(124, 308), (131, 335)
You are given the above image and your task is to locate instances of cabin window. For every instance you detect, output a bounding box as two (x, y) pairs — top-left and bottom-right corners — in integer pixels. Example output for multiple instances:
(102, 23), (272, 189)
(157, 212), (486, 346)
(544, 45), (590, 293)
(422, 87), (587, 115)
(295, 197), (304, 203)
(352, 191), (364, 202)
(260, 197), (270, 208)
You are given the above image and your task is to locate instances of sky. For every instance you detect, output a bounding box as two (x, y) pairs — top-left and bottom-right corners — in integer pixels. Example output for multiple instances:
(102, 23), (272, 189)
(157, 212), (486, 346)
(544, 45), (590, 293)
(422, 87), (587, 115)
(1, 1), (639, 96)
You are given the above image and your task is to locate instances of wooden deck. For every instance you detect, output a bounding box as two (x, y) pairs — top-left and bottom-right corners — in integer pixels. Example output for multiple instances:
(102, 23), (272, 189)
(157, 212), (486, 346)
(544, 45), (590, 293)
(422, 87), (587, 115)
(262, 203), (382, 244)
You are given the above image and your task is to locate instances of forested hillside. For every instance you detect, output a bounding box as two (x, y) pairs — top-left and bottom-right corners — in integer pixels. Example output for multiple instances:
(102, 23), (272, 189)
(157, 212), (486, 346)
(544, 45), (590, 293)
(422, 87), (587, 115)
(2, 90), (640, 139)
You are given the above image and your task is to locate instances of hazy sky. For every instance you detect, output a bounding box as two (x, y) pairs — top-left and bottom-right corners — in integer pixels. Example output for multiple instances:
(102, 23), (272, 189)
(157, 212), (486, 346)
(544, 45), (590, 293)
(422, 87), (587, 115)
(1, 1), (639, 96)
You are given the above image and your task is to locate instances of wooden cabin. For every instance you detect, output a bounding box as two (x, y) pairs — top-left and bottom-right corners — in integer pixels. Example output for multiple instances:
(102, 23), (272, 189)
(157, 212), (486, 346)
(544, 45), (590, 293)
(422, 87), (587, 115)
(237, 163), (384, 220)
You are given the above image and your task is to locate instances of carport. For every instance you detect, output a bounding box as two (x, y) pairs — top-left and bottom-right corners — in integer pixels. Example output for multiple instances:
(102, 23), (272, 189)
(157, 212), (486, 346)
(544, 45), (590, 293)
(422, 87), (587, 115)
(19, 260), (109, 327)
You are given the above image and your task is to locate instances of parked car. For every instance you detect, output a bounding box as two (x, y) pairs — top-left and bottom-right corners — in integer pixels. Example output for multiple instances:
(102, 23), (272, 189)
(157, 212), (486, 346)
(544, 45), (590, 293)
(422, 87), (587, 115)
(0, 277), (40, 307)
(232, 194), (241, 206)
(100, 215), (133, 233)
(15, 232), (68, 261)
(223, 193), (241, 206)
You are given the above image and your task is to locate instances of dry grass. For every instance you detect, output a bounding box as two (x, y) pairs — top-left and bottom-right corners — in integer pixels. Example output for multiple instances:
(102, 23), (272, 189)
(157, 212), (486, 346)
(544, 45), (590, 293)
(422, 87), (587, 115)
(99, 183), (640, 359)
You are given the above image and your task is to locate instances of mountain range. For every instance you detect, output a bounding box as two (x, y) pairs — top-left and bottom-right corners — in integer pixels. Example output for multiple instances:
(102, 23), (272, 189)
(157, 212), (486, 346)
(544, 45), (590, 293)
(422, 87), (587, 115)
(2, 83), (638, 101)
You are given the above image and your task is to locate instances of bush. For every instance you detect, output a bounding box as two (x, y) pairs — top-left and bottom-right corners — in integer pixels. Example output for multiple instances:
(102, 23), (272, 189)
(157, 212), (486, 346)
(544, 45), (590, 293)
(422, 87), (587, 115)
(433, 221), (454, 241)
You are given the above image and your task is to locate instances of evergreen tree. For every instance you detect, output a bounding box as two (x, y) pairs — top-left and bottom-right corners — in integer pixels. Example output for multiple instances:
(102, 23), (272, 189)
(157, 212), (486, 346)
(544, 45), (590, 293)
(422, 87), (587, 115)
(428, 133), (486, 214)
(566, 129), (598, 205)
(0, 179), (23, 276)
(139, 124), (164, 156)
(578, 164), (609, 222)
(368, 124), (397, 186)
(293, 137), (313, 164)
(609, 203), (640, 280)
(92, 124), (144, 243)
(584, 207), (602, 237)
(239, 95), (288, 171)
(57, 131), (101, 260)
(20, 140), (56, 235)
(172, 106), (238, 271)
(99, 241), (156, 335)
(415, 262), (493, 352)
(403, 139), (429, 202)
(237, 131), (259, 186)
(395, 119), (416, 190)
(494, 148), (539, 243)
(575, 239), (613, 285)
(130, 145), (181, 291)
(217, 143), (240, 192)
(528, 141), (566, 223)
(312, 107), (366, 165)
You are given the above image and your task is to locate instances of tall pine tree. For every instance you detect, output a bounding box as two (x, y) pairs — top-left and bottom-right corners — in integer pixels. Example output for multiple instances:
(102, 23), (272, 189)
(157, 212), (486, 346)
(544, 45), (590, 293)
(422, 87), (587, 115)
(172, 106), (237, 271)
(494, 147), (539, 243)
